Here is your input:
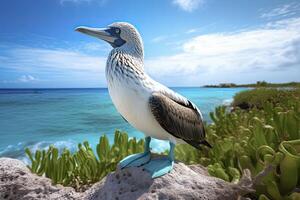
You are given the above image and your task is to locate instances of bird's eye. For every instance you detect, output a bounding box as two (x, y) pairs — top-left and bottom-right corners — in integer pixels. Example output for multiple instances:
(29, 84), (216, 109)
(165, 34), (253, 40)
(115, 28), (120, 34)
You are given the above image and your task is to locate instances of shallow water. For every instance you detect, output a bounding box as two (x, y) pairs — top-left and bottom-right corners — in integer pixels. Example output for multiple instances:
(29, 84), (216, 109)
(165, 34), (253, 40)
(0, 87), (247, 161)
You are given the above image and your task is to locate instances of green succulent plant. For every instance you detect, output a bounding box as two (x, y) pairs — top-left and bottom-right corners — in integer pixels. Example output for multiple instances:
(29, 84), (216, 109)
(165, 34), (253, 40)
(25, 130), (144, 190)
(191, 89), (300, 199)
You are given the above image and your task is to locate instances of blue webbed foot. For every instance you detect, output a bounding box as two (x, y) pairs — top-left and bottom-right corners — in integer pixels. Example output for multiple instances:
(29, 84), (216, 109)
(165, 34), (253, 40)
(143, 156), (174, 178)
(119, 151), (151, 169)
(119, 136), (151, 169)
(143, 141), (175, 178)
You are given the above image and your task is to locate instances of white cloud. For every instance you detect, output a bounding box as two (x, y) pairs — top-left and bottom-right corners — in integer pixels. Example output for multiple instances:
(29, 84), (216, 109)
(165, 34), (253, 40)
(60, 0), (91, 4)
(145, 17), (300, 86)
(151, 34), (183, 46)
(59, 0), (107, 5)
(0, 46), (108, 87)
(4, 47), (106, 73)
(81, 42), (110, 52)
(152, 36), (168, 43)
(18, 75), (37, 82)
(1, 75), (38, 84)
(260, 3), (300, 20)
(173, 0), (204, 12)
(186, 28), (198, 34)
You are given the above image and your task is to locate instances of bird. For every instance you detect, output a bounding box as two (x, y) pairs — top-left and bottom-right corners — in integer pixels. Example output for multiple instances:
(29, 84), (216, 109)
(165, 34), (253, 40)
(76, 22), (212, 178)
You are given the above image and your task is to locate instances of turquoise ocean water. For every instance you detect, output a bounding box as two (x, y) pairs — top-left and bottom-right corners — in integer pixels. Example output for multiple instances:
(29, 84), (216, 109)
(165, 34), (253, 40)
(0, 87), (247, 162)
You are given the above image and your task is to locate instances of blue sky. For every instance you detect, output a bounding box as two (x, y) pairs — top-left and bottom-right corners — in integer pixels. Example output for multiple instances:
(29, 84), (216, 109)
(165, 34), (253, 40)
(0, 0), (300, 88)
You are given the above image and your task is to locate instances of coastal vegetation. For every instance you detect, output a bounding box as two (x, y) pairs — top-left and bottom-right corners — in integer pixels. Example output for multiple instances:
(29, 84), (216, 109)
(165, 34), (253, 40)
(176, 88), (300, 200)
(25, 131), (145, 191)
(232, 88), (300, 110)
(26, 88), (300, 199)
(203, 81), (300, 88)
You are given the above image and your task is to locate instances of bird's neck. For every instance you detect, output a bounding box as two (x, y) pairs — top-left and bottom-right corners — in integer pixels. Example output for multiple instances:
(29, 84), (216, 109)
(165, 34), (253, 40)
(109, 42), (144, 69)
(106, 47), (148, 89)
(121, 42), (144, 61)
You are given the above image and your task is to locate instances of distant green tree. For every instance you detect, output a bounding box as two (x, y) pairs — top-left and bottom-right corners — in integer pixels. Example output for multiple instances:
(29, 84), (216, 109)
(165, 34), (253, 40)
(256, 81), (268, 87)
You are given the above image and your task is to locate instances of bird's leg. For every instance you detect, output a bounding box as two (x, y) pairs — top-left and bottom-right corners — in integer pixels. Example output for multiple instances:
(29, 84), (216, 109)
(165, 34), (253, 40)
(143, 141), (175, 178)
(119, 136), (151, 169)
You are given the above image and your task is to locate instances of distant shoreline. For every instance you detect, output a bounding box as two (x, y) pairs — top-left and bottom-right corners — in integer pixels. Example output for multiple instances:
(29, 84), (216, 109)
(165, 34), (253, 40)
(202, 81), (300, 88)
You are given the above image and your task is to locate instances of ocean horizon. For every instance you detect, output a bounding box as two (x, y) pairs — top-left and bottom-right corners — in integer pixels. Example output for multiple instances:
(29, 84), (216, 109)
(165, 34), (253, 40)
(0, 87), (248, 162)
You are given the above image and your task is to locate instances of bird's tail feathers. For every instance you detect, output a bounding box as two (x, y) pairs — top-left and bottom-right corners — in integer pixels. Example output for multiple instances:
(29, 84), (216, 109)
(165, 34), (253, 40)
(184, 139), (212, 150)
(200, 140), (212, 148)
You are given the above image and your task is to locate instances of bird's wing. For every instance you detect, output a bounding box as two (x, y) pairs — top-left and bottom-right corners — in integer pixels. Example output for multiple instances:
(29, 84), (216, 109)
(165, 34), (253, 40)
(148, 91), (211, 149)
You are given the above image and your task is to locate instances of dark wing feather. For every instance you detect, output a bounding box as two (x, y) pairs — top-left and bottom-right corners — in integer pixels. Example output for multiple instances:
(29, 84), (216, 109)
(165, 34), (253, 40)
(149, 92), (211, 149)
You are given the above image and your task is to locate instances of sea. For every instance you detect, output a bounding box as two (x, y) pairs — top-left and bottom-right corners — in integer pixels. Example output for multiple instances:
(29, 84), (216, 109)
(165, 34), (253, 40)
(0, 87), (247, 163)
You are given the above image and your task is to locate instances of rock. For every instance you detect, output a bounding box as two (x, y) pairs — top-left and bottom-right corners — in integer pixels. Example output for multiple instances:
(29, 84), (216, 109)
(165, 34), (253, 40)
(0, 158), (81, 200)
(0, 158), (254, 200)
(84, 162), (254, 200)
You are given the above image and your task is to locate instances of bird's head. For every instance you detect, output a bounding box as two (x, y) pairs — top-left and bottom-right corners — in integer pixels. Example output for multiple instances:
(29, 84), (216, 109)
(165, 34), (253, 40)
(76, 22), (143, 57)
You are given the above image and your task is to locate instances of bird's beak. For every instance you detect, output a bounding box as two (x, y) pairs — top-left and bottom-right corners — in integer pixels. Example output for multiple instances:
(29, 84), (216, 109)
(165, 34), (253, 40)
(75, 26), (115, 43)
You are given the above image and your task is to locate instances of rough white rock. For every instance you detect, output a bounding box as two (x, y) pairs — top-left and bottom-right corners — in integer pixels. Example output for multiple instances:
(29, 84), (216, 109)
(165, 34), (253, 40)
(85, 162), (253, 200)
(0, 158), (254, 200)
(0, 158), (81, 200)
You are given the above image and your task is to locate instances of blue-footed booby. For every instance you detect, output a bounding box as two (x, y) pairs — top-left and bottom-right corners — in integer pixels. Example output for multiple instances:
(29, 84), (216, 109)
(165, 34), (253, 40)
(76, 22), (212, 178)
